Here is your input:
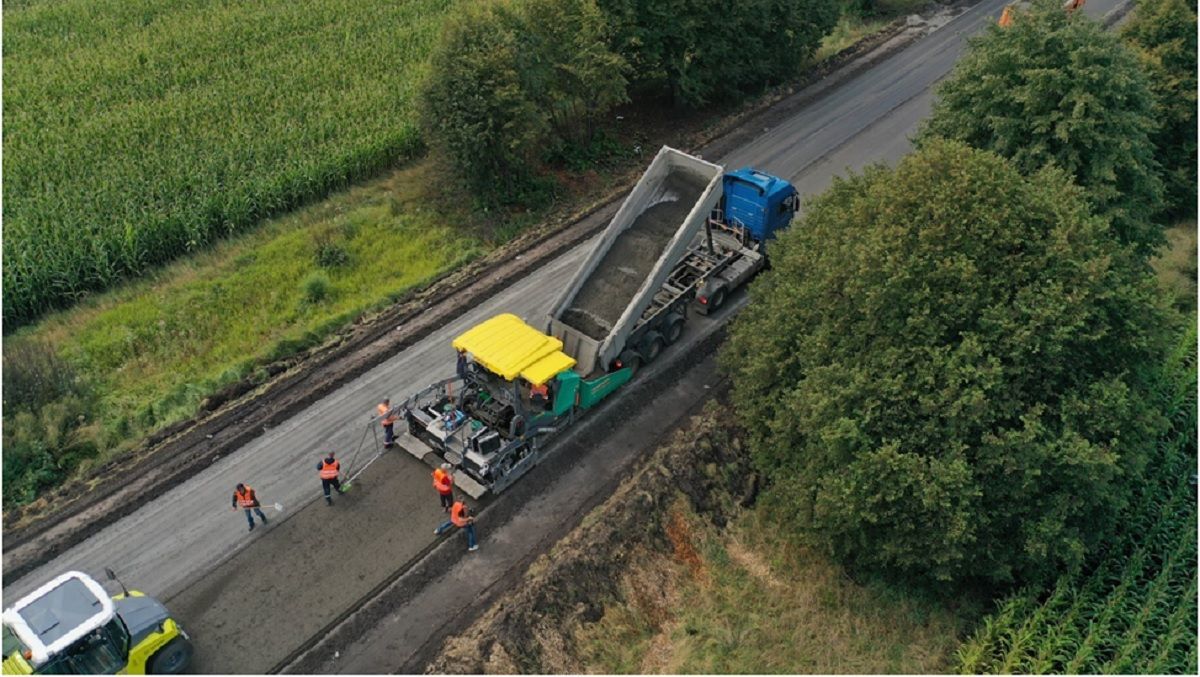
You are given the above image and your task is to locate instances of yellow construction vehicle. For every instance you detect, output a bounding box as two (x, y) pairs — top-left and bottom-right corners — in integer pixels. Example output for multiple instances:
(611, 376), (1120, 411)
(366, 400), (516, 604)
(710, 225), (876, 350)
(2, 570), (191, 674)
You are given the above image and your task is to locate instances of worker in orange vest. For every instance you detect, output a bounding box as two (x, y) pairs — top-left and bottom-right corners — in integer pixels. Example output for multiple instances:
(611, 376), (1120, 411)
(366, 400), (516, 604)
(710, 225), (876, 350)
(316, 452), (346, 505)
(529, 381), (549, 409)
(434, 500), (478, 551)
(377, 397), (398, 449)
(232, 483), (269, 532)
(432, 463), (455, 511)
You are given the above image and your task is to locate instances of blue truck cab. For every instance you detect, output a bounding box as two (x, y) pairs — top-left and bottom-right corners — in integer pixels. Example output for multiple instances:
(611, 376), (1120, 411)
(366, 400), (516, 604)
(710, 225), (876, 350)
(721, 168), (799, 243)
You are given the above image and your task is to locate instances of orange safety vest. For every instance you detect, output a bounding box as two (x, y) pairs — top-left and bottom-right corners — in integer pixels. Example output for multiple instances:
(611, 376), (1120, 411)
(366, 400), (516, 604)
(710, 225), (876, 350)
(450, 501), (470, 528)
(320, 459), (340, 479)
(235, 486), (257, 508)
(530, 383), (548, 398)
(432, 468), (454, 495)
(377, 402), (397, 426)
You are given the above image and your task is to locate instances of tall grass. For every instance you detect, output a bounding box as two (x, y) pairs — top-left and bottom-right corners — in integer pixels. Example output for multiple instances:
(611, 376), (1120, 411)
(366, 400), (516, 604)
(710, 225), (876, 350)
(3, 0), (460, 327)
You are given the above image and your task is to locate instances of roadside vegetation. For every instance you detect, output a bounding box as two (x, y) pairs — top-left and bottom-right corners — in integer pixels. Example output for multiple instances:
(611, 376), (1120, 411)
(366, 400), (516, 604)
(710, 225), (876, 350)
(577, 506), (974, 673)
(2, 167), (478, 507)
(420, 0), (841, 205)
(1, 0), (920, 508)
(2, 0), (459, 327)
(956, 325), (1196, 673)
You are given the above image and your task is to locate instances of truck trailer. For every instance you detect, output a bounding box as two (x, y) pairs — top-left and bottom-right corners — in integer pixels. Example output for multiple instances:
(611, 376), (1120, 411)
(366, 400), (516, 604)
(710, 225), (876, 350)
(397, 147), (797, 494)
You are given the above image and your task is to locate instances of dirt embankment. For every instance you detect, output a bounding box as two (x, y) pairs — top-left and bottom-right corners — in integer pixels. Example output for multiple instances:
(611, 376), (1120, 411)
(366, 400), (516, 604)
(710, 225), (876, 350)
(426, 403), (757, 674)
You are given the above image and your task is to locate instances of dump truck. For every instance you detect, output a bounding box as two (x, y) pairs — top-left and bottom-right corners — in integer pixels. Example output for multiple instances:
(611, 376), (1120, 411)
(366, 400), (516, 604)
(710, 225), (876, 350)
(2, 571), (192, 675)
(397, 147), (797, 493)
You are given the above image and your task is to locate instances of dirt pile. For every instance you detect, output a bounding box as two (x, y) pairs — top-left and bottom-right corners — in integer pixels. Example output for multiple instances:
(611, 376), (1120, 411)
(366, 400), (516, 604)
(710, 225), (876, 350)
(561, 170), (710, 340)
(425, 402), (757, 674)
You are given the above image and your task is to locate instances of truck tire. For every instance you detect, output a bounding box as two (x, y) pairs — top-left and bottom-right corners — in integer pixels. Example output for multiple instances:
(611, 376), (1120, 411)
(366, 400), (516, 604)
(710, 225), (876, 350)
(663, 314), (685, 345)
(640, 332), (664, 362)
(148, 636), (193, 674)
(618, 349), (642, 377)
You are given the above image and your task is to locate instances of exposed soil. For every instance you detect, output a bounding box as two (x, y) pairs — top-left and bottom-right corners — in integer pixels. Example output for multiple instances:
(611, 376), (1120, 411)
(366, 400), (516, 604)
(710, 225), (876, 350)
(562, 170), (711, 340)
(425, 403), (759, 674)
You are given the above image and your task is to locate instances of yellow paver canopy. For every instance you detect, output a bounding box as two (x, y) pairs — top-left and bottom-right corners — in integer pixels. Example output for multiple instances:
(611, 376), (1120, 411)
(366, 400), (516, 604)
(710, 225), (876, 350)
(452, 313), (577, 385)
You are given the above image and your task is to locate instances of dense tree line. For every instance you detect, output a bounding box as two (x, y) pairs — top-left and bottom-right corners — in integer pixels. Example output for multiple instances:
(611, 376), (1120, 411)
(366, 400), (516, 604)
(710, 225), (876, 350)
(723, 0), (1192, 589)
(421, 0), (839, 202)
(1121, 0), (1198, 217)
(920, 0), (1164, 257)
(724, 140), (1174, 586)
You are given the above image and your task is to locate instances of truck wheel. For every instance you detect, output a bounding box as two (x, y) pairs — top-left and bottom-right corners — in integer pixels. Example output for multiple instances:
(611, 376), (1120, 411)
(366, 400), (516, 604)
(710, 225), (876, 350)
(640, 332), (664, 362)
(663, 314), (685, 345)
(148, 636), (193, 674)
(709, 287), (727, 310)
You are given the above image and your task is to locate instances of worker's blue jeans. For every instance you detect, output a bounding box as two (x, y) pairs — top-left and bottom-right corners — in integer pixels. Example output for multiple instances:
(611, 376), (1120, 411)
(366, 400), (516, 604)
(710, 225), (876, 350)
(243, 507), (267, 527)
(383, 423), (395, 446)
(436, 521), (477, 549)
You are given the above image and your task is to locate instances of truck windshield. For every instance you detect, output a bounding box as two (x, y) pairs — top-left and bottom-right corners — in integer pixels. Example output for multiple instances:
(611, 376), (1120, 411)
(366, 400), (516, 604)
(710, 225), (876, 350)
(35, 619), (129, 675)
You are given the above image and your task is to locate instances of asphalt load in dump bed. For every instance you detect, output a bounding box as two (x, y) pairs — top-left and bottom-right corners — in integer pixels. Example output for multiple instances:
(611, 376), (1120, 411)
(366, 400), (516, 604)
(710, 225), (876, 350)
(561, 169), (710, 340)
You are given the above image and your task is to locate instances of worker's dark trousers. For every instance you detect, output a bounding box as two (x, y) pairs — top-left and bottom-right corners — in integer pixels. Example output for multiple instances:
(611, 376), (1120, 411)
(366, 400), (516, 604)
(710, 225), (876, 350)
(439, 491), (454, 510)
(243, 507), (267, 527)
(436, 521), (477, 549)
(383, 423), (395, 447)
(322, 477), (344, 500)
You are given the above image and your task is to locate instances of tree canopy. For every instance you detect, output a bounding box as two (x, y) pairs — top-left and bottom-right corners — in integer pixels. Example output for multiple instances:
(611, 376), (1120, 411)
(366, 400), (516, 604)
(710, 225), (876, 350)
(420, 0), (627, 202)
(723, 139), (1172, 586)
(1122, 0), (1198, 217)
(598, 0), (839, 106)
(920, 0), (1164, 258)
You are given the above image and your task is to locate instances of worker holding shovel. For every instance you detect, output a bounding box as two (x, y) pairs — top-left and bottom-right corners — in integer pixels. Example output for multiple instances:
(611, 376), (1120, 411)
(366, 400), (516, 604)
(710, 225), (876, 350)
(434, 500), (478, 552)
(232, 483), (269, 532)
(317, 451), (347, 505)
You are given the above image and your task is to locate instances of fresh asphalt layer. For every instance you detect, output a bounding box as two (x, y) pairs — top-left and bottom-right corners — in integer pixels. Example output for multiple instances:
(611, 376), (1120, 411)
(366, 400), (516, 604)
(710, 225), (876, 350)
(2, 0), (1124, 668)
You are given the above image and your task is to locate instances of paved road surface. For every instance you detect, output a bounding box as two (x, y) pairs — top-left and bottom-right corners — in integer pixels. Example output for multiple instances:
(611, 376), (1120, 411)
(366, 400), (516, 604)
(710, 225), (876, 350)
(2, 0), (1124, 662)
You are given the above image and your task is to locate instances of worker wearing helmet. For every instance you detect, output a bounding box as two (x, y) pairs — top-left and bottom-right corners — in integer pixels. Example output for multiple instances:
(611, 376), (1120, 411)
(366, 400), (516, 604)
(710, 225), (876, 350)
(317, 452), (346, 505)
(432, 463), (455, 511)
(232, 483), (269, 532)
(434, 500), (478, 552)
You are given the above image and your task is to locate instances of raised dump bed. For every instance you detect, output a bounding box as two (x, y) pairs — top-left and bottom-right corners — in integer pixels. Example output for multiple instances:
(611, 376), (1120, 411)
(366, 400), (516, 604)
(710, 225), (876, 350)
(549, 146), (723, 374)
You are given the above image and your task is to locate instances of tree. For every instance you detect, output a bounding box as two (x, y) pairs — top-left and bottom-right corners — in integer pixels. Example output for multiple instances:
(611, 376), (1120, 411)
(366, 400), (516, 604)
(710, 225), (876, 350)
(420, 0), (627, 202)
(1122, 0), (1198, 217)
(596, 0), (839, 106)
(920, 0), (1164, 258)
(722, 139), (1172, 586)
(421, 2), (547, 199)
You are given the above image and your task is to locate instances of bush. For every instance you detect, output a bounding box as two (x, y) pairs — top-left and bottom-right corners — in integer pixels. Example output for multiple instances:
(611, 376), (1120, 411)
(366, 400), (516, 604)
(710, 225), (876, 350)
(1122, 0), (1198, 218)
(920, 0), (1164, 258)
(597, 0), (840, 106)
(301, 271), (333, 304)
(421, 0), (627, 202)
(722, 140), (1173, 586)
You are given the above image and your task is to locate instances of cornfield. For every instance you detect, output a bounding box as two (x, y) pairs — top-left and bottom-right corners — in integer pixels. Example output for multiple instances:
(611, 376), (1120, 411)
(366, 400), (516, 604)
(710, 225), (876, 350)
(3, 0), (458, 327)
(956, 326), (1198, 674)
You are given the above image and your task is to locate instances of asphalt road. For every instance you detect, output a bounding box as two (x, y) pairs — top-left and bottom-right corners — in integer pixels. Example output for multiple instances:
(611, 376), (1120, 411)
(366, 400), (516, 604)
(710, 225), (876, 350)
(2, 0), (1124, 664)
